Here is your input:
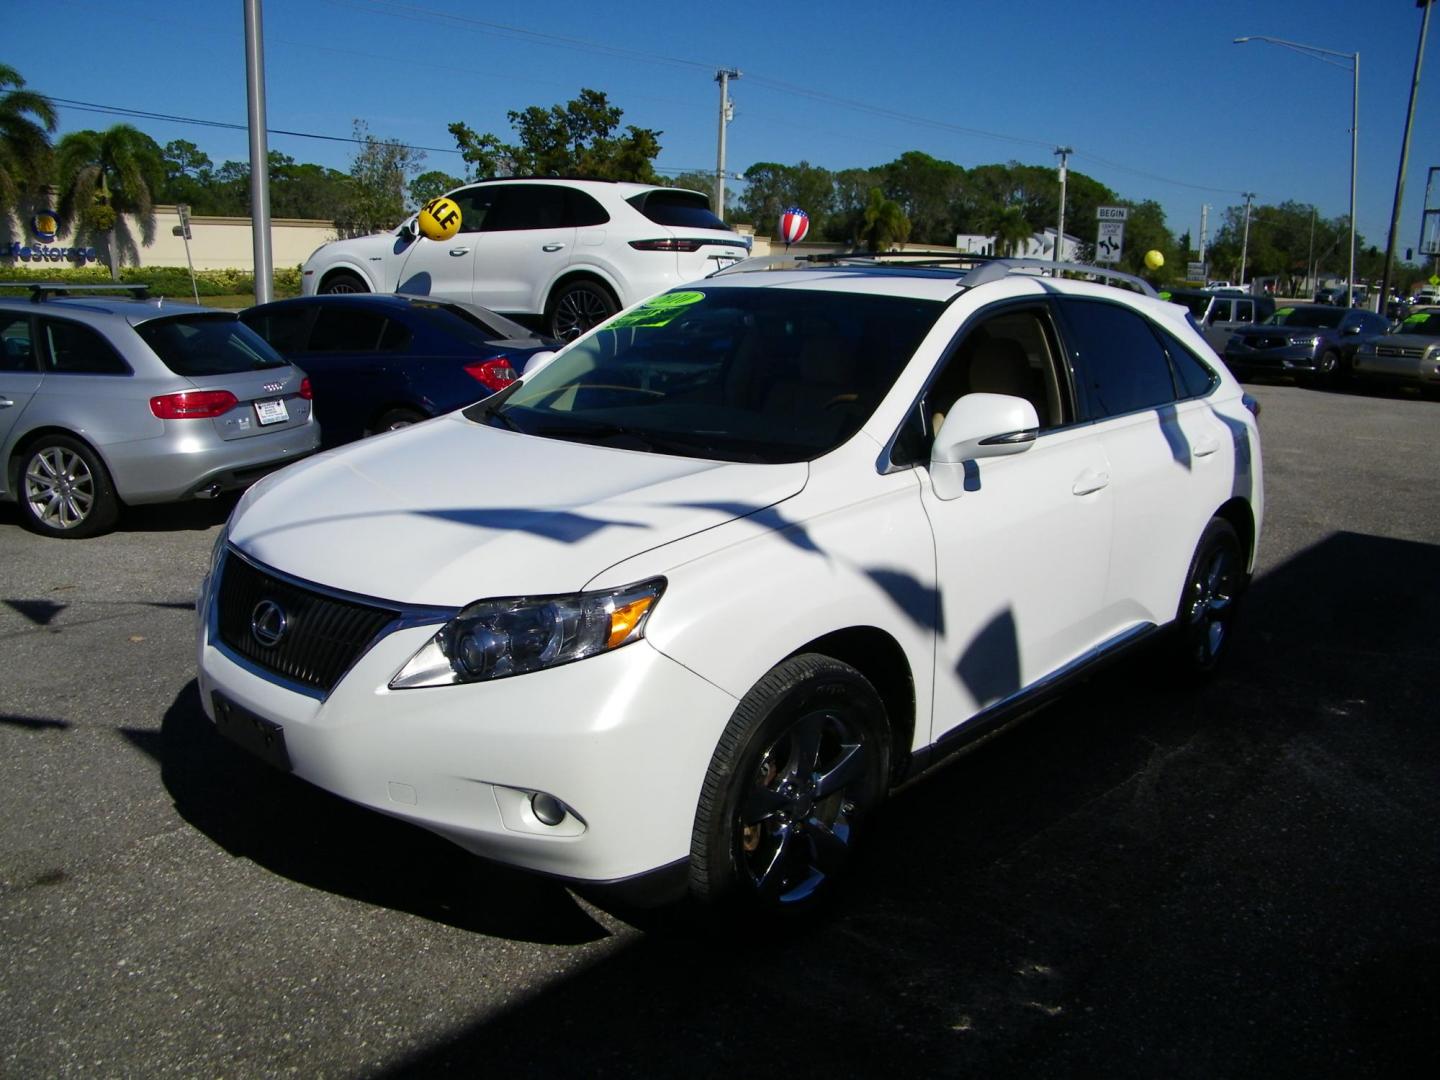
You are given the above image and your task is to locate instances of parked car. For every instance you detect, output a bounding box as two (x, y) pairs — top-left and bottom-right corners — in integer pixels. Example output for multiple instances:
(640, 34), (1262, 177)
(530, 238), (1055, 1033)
(197, 256), (1262, 915)
(1351, 307), (1440, 394)
(300, 179), (752, 341)
(1159, 287), (1275, 353)
(240, 294), (559, 448)
(1223, 304), (1389, 385)
(0, 283), (317, 538)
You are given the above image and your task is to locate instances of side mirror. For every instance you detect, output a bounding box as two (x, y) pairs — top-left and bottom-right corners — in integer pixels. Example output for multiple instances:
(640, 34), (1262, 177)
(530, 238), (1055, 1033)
(1342, 324), (1361, 336)
(397, 219), (417, 243)
(929, 393), (1038, 500)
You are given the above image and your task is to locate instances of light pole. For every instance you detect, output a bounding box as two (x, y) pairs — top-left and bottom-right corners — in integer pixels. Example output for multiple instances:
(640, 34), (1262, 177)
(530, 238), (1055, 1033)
(1239, 192), (1256, 287)
(1378, 0), (1434, 315)
(243, 0), (273, 303)
(1054, 146), (1072, 271)
(1235, 35), (1357, 306)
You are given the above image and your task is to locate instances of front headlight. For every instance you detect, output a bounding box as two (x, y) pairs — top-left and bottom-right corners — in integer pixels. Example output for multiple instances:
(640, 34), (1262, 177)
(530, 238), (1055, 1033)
(391, 578), (665, 689)
(1290, 335), (1322, 348)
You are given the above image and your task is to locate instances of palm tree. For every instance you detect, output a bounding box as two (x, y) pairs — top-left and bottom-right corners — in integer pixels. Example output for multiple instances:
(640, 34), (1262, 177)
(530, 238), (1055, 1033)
(0, 64), (56, 215)
(985, 205), (1034, 257)
(856, 187), (911, 251)
(54, 124), (165, 278)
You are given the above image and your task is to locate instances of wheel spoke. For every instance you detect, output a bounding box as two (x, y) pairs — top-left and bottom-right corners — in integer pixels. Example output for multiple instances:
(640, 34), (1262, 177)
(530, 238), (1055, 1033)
(755, 823), (797, 897)
(789, 712), (826, 780)
(740, 786), (790, 825)
(802, 820), (850, 876)
(813, 742), (866, 799)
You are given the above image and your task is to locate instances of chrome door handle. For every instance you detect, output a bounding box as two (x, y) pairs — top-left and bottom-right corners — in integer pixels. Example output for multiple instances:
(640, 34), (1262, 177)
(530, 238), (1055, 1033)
(1193, 439), (1220, 458)
(1072, 470), (1110, 496)
(0, 397), (14, 408)
(448, 247), (470, 256)
(542, 243), (565, 252)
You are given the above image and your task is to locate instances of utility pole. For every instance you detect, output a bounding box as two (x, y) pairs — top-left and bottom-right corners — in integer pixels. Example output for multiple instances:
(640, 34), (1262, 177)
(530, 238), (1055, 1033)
(1199, 203), (1209, 265)
(1307, 204), (1317, 296)
(243, 0), (273, 304)
(1378, 0), (1434, 315)
(1239, 192), (1256, 288)
(1054, 146), (1072, 271)
(714, 69), (740, 223)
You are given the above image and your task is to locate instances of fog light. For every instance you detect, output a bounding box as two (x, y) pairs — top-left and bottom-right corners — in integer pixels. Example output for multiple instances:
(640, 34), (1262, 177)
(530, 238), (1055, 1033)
(531, 792), (566, 826)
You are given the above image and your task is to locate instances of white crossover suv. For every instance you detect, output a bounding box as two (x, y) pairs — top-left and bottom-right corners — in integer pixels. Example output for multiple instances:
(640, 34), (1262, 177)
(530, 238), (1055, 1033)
(197, 256), (1263, 913)
(301, 178), (750, 341)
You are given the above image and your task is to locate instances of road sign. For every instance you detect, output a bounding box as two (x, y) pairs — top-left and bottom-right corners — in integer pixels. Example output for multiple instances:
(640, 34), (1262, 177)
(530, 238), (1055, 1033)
(1187, 261), (1208, 281)
(1096, 221), (1125, 263)
(1096, 206), (1130, 222)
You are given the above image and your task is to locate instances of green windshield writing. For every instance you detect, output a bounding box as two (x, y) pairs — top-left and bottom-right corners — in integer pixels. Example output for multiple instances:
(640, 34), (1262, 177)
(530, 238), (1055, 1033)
(604, 290), (706, 329)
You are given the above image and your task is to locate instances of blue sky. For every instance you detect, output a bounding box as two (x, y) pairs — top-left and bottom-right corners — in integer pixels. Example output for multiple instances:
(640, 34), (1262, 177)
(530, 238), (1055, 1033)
(8, 0), (1440, 257)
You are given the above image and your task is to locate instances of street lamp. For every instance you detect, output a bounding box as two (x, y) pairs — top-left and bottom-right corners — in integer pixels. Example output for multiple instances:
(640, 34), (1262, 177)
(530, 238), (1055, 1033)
(1235, 35), (1358, 307)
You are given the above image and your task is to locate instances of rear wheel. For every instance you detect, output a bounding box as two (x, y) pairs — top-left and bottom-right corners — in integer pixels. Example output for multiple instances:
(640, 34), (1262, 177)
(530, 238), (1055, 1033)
(546, 280), (618, 341)
(319, 271), (369, 295)
(690, 654), (889, 914)
(1172, 518), (1245, 676)
(371, 407), (426, 434)
(16, 435), (120, 539)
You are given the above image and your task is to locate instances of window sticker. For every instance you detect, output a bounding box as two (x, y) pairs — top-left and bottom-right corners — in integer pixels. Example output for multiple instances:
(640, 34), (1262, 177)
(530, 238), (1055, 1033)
(604, 290), (706, 329)
(1273, 307), (1295, 318)
(1403, 311), (1431, 326)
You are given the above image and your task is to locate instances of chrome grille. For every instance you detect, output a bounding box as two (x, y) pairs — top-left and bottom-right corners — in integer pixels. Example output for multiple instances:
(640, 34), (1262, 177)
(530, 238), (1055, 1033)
(216, 552), (398, 693)
(1377, 345), (1425, 359)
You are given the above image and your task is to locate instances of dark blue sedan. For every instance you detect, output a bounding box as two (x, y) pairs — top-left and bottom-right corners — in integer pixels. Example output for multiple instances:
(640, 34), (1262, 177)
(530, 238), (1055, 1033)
(240, 294), (558, 447)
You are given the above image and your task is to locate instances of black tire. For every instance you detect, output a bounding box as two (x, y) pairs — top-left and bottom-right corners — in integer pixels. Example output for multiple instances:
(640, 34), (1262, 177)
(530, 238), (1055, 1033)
(15, 434), (120, 539)
(546, 280), (618, 341)
(690, 653), (890, 914)
(1305, 349), (1340, 389)
(1171, 518), (1245, 676)
(371, 407), (426, 434)
(318, 270), (369, 295)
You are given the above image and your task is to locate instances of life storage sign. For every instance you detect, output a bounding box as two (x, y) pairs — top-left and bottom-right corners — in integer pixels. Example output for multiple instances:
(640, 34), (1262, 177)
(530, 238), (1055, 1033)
(1, 211), (99, 264)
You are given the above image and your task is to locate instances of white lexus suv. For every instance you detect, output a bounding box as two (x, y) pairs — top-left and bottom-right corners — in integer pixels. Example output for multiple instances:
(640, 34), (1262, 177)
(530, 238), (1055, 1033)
(300, 178), (750, 340)
(197, 255), (1263, 914)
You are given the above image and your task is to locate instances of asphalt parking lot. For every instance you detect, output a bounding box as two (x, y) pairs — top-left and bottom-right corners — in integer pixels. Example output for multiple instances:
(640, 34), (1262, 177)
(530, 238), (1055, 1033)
(2, 380), (1437, 1077)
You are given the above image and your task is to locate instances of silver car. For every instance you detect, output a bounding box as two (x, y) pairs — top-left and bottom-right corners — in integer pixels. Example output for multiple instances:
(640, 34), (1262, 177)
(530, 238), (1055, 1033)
(1351, 306), (1440, 395)
(1, 284), (319, 538)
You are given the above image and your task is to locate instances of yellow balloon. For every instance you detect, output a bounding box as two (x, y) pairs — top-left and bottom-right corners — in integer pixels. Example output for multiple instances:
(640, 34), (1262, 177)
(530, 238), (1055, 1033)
(417, 196), (462, 241)
(1144, 249), (1165, 270)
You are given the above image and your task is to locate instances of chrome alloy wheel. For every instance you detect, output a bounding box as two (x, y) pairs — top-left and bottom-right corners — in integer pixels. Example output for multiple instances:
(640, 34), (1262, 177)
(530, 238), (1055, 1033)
(735, 708), (869, 904)
(1185, 543), (1238, 666)
(24, 446), (96, 531)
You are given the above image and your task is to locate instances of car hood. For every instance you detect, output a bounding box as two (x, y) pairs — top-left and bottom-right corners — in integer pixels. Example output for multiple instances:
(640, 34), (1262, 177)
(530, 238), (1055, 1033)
(1371, 332), (1440, 348)
(305, 231), (404, 268)
(1233, 324), (1336, 340)
(227, 412), (808, 606)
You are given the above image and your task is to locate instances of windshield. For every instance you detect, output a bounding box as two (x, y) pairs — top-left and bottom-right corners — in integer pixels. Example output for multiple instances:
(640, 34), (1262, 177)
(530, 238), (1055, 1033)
(136, 315), (287, 375)
(474, 286), (943, 463)
(1265, 307), (1343, 329)
(1162, 292), (1211, 319)
(1398, 311), (1440, 336)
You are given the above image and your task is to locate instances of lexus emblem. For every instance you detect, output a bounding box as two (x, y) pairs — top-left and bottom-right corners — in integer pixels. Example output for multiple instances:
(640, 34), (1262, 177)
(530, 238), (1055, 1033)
(250, 599), (288, 648)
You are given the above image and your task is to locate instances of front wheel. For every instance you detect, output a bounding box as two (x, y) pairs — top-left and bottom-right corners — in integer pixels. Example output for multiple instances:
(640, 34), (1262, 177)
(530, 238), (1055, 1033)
(16, 435), (120, 538)
(1172, 518), (1245, 676)
(371, 407), (426, 434)
(690, 654), (890, 914)
(546, 280), (618, 341)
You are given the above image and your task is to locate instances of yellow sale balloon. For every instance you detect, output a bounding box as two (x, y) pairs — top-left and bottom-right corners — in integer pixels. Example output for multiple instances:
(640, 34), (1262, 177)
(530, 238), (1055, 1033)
(1144, 249), (1165, 270)
(417, 196), (462, 241)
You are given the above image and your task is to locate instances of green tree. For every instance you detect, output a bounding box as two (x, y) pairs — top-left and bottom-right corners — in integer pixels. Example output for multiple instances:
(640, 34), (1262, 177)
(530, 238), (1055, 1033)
(825, 167), (881, 241)
(1114, 200), (1178, 281)
(54, 124), (166, 278)
(875, 151), (964, 245)
(409, 169), (462, 207)
(158, 139), (213, 210)
(983, 204), (1035, 257)
(0, 64), (56, 216)
(341, 119), (425, 235)
(740, 161), (835, 238)
(449, 89), (662, 182)
(855, 187), (911, 250)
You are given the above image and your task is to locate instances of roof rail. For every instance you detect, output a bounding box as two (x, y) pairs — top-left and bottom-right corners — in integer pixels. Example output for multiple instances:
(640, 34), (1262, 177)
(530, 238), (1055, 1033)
(710, 250), (996, 278)
(0, 282), (153, 302)
(960, 259), (1158, 297)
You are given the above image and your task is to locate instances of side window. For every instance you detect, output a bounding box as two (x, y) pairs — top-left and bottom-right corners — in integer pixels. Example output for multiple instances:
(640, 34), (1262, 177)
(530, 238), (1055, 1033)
(1057, 299), (1178, 419)
(379, 319), (412, 351)
(40, 319), (130, 375)
(1235, 300), (1254, 324)
(1159, 329), (1219, 399)
(308, 308), (388, 352)
(0, 313), (36, 372)
(1209, 299), (1234, 323)
(447, 187), (498, 234)
(242, 308), (312, 355)
(567, 188), (610, 226)
(483, 185), (570, 231)
(922, 305), (1071, 440)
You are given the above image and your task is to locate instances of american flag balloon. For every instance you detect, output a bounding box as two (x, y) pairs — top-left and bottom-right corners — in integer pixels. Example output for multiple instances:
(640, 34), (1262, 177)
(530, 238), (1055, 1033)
(779, 207), (810, 245)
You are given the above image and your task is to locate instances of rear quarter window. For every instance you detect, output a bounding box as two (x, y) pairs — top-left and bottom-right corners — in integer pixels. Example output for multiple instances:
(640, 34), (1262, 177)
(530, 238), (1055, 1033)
(41, 318), (131, 375)
(135, 316), (286, 376)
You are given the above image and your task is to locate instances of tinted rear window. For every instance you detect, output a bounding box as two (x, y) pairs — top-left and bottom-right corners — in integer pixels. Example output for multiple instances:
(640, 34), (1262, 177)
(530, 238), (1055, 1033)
(136, 316), (285, 376)
(629, 190), (730, 231)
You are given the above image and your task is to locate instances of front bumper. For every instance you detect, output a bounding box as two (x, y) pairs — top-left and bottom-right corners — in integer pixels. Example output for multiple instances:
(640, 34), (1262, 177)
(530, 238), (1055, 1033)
(1223, 343), (1324, 373)
(196, 568), (737, 884)
(1353, 351), (1440, 385)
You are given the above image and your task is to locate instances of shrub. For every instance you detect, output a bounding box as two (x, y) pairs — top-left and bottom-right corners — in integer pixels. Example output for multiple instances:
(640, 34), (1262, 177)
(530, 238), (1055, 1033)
(0, 265), (303, 299)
